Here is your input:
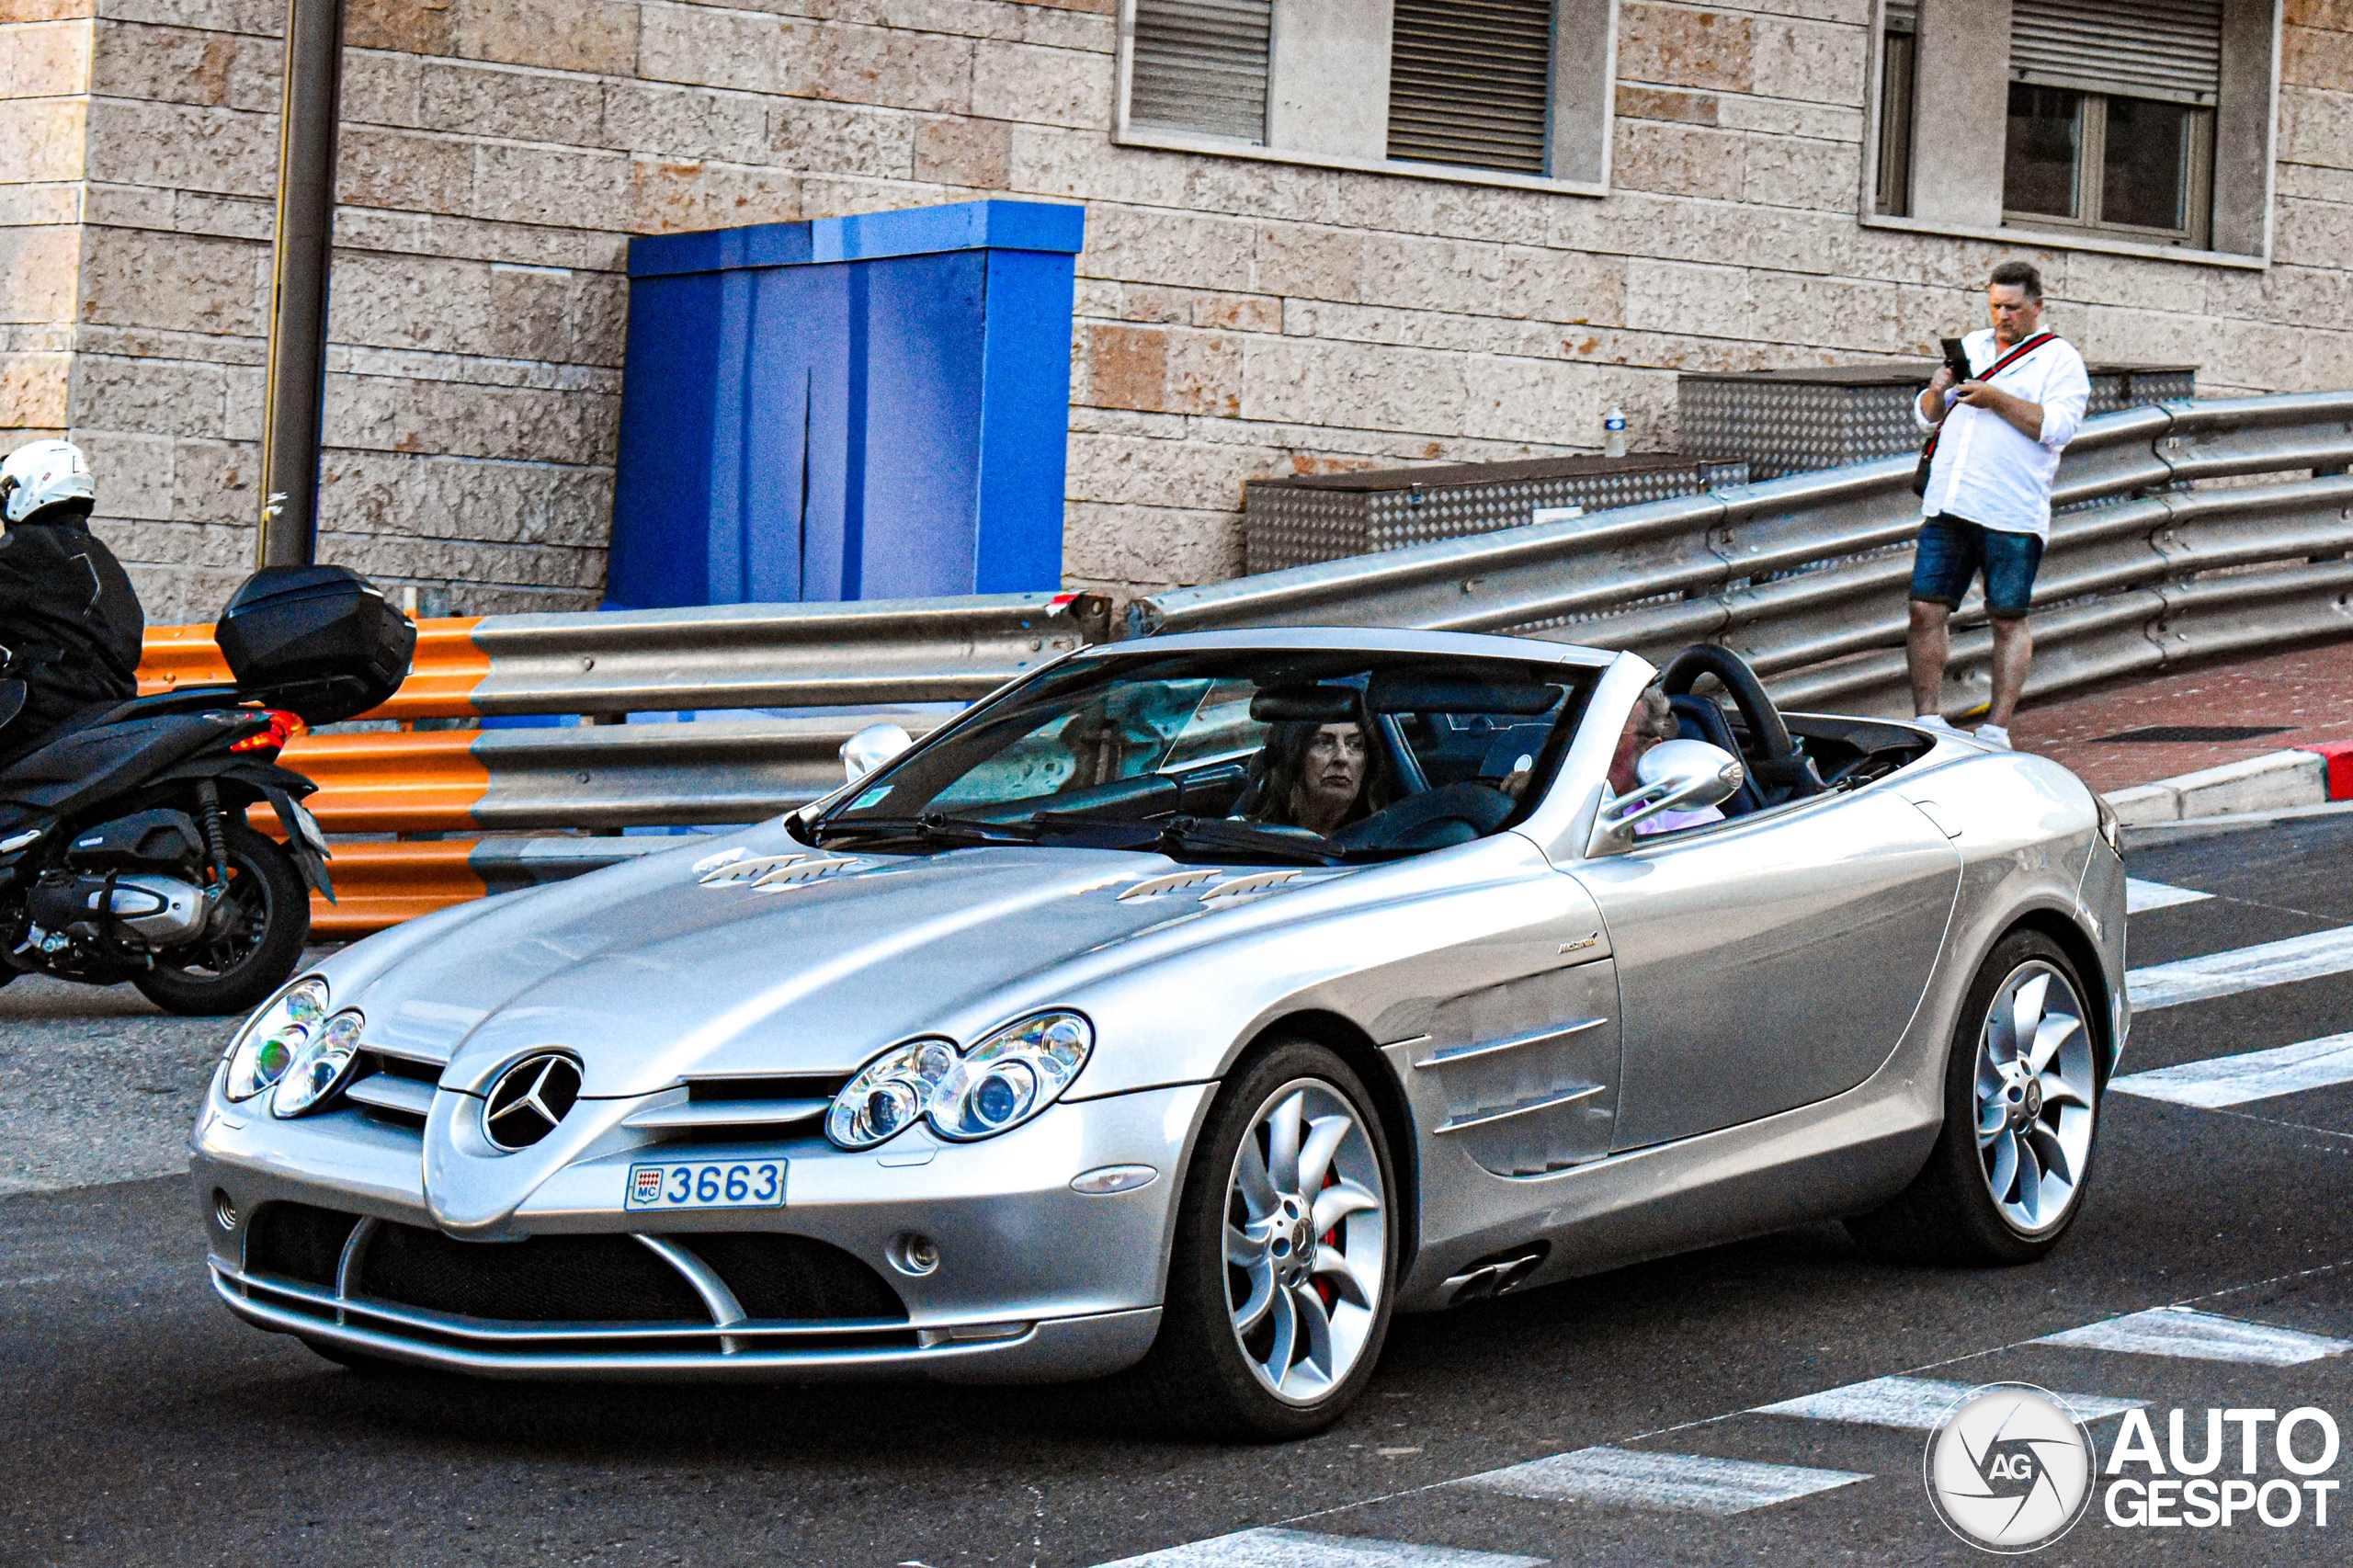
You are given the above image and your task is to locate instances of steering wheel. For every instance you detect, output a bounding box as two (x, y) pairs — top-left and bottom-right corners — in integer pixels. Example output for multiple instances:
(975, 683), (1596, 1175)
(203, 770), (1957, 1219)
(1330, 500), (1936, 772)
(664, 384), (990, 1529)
(1656, 645), (1824, 807)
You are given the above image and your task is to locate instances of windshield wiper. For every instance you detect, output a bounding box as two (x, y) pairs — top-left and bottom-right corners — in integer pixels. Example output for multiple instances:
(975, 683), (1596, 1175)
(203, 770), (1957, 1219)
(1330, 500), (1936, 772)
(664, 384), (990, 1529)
(1154, 816), (1348, 867)
(812, 813), (1042, 849)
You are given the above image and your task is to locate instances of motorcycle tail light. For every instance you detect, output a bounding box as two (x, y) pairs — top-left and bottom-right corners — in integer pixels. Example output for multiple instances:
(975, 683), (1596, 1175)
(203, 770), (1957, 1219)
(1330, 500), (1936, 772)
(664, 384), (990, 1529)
(230, 709), (307, 754)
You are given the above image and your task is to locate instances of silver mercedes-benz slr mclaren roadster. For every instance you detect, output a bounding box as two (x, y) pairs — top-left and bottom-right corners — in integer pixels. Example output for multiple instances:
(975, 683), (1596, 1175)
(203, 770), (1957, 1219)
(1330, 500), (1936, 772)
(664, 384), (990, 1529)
(193, 629), (2128, 1438)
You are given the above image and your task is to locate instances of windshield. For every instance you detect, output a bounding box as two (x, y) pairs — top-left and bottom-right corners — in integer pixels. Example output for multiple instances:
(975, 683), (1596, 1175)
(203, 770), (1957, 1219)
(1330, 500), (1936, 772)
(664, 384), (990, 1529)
(807, 648), (1596, 864)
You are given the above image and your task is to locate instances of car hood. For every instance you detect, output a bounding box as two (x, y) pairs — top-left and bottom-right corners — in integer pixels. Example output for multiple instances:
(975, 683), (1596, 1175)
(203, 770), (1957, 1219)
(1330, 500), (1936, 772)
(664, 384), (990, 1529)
(342, 827), (1346, 1099)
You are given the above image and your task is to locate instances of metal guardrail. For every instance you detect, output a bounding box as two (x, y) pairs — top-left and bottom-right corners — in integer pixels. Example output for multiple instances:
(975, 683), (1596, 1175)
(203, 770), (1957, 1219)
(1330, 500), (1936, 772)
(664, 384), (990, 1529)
(1126, 392), (2353, 717)
(133, 391), (2353, 935)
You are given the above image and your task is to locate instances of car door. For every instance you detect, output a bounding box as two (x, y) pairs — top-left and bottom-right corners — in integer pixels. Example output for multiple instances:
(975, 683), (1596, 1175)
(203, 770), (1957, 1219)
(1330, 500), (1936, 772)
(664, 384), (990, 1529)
(1356, 858), (1623, 1181)
(1573, 789), (1961, 1153)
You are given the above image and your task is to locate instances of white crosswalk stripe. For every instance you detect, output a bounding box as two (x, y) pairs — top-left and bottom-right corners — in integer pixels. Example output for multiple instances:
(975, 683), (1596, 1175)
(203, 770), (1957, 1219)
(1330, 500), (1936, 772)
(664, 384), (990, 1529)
(2128, 926), (2353, 1011)
(1751, 1374), (2143, 1430)
(2037, 1306), (2353, 1365)
(2111, 1029), (2353, 1107)
(1092, 1529), (1544, 1568)
(1460, 1446), (1869, 1517)
(2128, 878), (2214, 915)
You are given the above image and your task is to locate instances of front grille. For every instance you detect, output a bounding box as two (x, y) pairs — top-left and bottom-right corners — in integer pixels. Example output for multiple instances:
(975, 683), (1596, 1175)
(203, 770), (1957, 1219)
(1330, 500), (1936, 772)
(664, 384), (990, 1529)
(681, 1234), (907, 1321)
(359, 1224), (707, 1324)
(245, 1202), (359, 1288)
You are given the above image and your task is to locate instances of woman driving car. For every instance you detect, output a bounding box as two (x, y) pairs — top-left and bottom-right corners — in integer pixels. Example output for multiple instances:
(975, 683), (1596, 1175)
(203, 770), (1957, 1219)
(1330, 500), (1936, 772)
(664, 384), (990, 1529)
(1238, 713), (1394, 836)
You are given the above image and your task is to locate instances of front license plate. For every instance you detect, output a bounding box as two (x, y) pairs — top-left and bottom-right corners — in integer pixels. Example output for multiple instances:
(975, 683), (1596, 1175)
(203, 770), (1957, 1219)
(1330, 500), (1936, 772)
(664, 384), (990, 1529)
(624, 1159), (786, 1211)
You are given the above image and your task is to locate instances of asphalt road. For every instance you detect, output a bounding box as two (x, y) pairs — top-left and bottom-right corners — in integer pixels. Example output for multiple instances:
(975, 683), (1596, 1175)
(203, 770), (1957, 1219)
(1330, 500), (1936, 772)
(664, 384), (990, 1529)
(7, 817), (2353, 1566)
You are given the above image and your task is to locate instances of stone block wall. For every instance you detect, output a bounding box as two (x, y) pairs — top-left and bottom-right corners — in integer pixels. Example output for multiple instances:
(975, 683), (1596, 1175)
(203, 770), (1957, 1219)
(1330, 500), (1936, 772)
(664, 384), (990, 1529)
(4, 0), (2353, 615)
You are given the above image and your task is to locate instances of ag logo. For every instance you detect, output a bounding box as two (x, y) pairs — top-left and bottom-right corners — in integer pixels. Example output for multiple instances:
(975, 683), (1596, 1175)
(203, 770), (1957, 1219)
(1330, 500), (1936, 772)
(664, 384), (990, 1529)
(1925, 1382), (2098, 1552)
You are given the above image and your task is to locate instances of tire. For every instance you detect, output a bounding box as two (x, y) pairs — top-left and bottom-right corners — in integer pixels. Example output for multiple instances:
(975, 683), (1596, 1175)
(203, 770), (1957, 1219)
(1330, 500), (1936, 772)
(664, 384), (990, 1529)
(1847, 930), (2103, 1266)
(1140, 1038), (1398, 1441)
(131, 821), (312, 1017)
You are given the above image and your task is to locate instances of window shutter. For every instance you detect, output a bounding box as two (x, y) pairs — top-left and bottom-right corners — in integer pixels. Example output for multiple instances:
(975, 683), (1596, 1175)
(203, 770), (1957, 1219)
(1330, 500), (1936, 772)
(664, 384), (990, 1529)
(1129, 0), (1273, 143)
(2009, 0), (2223, 106)
(1387, 0), (1554, 176)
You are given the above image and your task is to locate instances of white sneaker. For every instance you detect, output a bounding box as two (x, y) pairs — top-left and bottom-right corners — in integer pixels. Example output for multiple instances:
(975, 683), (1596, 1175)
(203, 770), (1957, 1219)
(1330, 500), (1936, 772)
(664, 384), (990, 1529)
(1915, 714), (1962, 734)
(1975, 723), (2011, 748)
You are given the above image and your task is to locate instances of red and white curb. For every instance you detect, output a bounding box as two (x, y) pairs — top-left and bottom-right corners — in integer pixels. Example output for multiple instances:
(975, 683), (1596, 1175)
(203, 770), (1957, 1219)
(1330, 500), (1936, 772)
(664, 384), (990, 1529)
(2104, 739), (2353, 826)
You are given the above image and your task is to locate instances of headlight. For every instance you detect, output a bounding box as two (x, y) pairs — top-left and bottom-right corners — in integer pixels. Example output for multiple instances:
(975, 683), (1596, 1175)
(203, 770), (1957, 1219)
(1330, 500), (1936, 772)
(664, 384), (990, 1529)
(826, 1011), (1093, 1149)
(2096, 792), (2123, 854)
(270, 1009), (365, 1118)
(224, 977), (329, 1101)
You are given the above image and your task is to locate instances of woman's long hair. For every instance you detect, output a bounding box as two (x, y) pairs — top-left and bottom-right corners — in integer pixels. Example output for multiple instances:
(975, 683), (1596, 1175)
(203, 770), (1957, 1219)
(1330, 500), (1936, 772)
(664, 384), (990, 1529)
(1241, 710), (1396, 830)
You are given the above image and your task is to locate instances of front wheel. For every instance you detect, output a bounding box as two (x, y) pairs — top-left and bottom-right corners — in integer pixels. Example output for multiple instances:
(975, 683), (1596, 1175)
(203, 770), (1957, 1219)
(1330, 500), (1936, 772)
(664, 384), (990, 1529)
(1141, 1040), (1397, 1440)
(131, 821), (311, 1017)
(1847, 930), (2103, 1265)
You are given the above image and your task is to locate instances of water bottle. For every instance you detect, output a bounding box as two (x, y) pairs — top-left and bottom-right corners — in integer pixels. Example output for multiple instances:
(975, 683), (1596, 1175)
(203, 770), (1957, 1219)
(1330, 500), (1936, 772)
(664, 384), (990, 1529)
(1604, 407), (1628, 459)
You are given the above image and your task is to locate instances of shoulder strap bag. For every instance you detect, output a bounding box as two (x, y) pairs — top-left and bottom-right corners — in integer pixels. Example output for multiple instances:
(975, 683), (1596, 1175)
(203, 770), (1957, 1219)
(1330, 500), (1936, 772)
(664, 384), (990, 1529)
(1912, 332), (2058, 497)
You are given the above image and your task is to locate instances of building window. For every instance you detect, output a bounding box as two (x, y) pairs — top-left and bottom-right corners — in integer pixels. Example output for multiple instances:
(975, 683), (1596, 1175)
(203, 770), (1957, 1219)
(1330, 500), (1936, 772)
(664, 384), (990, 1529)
(1999, 0), (2218, 246)
(1875, 1), (1916, 216)
(1116, 0), (1617, 193)
(1387, 0), (1554, 176)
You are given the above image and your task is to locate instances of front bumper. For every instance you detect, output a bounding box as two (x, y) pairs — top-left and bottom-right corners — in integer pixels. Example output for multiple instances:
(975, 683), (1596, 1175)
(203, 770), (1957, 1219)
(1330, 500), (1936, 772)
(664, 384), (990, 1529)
(210, 1264), (1162, 1383)
(193, 1078), (1209, 1382)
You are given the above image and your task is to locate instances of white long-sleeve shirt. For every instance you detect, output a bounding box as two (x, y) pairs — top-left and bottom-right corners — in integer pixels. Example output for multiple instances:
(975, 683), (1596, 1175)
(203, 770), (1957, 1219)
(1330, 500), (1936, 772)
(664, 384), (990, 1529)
(1913, 327), (2090, 540)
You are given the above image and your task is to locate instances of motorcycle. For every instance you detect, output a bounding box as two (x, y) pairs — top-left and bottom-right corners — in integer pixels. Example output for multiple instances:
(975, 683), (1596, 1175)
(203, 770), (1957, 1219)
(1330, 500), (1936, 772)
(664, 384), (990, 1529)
(0, 564), (415, 1016)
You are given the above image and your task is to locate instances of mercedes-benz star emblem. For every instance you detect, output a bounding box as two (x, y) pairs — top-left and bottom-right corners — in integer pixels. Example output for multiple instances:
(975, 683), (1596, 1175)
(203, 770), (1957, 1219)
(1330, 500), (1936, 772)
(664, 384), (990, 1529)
(482, 1053), (583, 1151)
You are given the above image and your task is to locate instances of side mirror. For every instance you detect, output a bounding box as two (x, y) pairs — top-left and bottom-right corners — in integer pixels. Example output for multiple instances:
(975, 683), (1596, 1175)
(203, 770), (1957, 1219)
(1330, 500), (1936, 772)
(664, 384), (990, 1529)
(1586, 739), (1743, 858)
(840, 722), (913, 783)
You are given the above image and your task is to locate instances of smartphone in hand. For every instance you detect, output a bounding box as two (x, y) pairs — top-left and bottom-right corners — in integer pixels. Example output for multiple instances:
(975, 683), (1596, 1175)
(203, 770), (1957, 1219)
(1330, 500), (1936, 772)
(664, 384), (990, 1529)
(1939, 335), (1973, 385)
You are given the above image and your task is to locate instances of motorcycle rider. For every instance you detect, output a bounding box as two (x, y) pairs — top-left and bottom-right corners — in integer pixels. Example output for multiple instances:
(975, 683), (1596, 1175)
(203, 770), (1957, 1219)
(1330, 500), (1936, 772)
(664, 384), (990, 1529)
(0, 439), (144, 769)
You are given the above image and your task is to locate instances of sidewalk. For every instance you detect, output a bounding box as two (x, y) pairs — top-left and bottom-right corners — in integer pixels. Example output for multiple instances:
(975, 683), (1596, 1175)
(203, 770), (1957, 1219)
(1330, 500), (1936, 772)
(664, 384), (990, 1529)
(2008, 641), (2353, 797)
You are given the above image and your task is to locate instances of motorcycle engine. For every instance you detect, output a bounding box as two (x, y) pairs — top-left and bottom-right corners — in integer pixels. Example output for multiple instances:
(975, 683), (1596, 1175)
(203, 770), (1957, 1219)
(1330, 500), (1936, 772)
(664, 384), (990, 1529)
(28, 871), (208, 945)
(28, 808), (213, 949)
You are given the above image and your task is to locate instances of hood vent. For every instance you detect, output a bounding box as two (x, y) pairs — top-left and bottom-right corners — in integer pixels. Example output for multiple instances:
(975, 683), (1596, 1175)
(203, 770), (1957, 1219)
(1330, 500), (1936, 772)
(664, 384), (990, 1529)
(697, 852), (862, 892)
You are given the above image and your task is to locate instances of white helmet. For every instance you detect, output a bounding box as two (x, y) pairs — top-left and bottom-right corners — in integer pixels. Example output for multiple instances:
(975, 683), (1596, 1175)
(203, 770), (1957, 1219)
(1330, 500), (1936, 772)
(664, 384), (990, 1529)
(0, 438), (95, 525)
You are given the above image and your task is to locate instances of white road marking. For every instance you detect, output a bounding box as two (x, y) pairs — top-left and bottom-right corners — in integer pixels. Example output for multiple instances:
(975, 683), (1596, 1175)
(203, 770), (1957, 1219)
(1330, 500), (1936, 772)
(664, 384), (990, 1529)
(2036, 1307), (2353, 1365)
(2110, 1029), (2353, 1108)
(1093, 1529), (1543, 1568)
(1461, 1446), (1869, 1517)
(2127, 878), (2213, 915)
(2127, 926), (2353, 1011)
(1752, 1375), (2144, 1430)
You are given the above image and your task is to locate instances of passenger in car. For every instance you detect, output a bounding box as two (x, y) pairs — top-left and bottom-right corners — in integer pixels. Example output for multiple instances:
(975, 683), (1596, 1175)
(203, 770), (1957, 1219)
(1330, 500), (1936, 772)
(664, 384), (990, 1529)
(1608, 687), (1725, 837)
(1238, 713), (1396, 836)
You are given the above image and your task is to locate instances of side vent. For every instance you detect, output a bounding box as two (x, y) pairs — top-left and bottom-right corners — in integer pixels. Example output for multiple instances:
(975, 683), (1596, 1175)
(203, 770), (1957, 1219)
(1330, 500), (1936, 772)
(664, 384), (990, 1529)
(1131, 0), (1273, 143)
(1387, 0), (1554, 176)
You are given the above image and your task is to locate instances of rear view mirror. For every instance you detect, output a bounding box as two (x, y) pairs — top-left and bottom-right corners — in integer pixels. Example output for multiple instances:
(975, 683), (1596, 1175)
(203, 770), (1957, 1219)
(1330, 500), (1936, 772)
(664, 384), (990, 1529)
(1586, 739), (1743, 858)
(841, 722), (913, 783)
(1248, 686), (1361, 722)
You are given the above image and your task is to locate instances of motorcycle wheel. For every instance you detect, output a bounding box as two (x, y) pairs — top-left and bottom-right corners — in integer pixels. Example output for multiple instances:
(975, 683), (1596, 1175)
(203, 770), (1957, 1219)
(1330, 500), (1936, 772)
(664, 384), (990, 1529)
(131, 822), (312, 1017)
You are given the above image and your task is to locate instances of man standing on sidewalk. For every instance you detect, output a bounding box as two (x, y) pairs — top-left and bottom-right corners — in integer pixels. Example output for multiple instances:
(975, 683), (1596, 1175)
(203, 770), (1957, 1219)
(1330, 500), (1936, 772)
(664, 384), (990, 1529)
(1906, 260), (2089, 748)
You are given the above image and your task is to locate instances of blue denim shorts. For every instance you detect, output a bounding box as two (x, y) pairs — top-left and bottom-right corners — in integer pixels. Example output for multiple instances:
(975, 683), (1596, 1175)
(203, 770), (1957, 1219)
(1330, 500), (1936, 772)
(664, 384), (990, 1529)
(1909, 516), (2044, 619)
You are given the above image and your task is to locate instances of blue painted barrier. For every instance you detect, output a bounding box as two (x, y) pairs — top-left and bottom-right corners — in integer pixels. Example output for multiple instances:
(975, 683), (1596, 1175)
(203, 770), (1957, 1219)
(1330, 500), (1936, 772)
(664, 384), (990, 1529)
(609, 199), (1086, 609)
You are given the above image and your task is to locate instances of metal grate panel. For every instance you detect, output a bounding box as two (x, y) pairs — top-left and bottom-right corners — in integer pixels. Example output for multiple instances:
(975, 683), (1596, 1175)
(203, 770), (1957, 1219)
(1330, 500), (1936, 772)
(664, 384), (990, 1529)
(2010, 0), (2223, 106)
(1131, 0), (1272, 142)
(1245, 456), (1747, 574)
(1677, 364), (2198, 480)
(1387, 0), (1553, 175)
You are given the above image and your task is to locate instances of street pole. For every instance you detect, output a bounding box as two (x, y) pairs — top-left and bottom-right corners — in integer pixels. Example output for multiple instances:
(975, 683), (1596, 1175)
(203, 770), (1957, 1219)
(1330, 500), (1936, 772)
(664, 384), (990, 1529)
(256, 0), (346, 569)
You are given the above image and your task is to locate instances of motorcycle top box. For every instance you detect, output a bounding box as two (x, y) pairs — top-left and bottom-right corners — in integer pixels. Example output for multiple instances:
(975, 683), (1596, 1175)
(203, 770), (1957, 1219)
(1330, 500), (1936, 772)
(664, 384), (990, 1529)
(215, 565), (417, 725)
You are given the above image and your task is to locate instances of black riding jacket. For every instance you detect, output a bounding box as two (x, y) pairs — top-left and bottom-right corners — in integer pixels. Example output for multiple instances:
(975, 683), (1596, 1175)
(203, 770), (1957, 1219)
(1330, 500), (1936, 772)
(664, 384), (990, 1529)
(0, 503), (144, 767)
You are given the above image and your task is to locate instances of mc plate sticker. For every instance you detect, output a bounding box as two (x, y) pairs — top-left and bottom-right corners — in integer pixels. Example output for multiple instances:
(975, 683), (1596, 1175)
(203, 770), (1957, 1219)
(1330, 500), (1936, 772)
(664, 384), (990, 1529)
(624, 1159), (786, 1211)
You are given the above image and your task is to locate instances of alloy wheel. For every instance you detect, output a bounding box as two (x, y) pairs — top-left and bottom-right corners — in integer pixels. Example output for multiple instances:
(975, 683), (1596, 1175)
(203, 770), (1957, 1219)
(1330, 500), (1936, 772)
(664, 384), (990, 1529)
(1223, 1079), (1387, 1404)
(1974, 960), (2097, 1234)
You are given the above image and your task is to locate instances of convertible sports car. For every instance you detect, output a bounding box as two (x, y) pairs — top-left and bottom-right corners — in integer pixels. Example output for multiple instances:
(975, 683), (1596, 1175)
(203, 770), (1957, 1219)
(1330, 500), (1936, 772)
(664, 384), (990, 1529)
(193, 629), (2126, 1437)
